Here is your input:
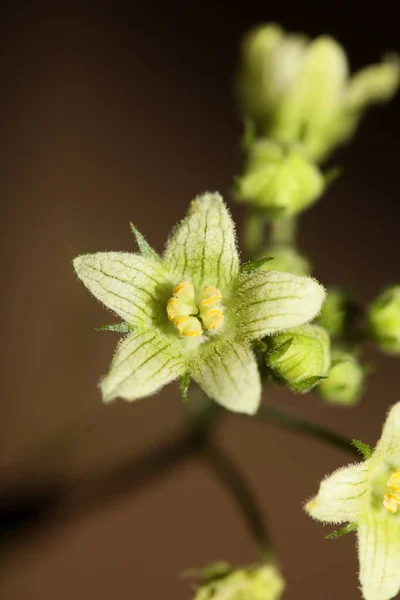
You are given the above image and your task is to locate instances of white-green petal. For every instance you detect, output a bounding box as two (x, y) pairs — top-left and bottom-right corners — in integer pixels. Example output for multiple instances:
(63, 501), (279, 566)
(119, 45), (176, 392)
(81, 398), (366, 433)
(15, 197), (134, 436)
(163, 192), (239, 290)
(305, 462), (369, 524)
(73, 252), (169, 326)
(190, 341), (261, 415)
(358, 512), (400, 600)
(100, 329), (186, 402)
(237, 271), (325, 339)
(375, 402), (400, 458)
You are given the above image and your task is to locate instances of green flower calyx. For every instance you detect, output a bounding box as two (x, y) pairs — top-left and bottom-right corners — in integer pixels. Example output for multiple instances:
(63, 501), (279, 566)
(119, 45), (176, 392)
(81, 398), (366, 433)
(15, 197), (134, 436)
(167, 281), (224, 337)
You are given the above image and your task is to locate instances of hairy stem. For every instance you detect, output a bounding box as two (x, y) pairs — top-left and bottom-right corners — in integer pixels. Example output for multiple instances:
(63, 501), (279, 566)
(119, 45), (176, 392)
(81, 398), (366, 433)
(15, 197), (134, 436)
(203, 442), (272, 559)
(255, 404), (360, 457)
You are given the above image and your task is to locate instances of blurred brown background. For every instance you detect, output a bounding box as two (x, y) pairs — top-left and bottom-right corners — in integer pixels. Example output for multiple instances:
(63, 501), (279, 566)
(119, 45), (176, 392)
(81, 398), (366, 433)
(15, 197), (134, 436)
(0, 2), (399, 598)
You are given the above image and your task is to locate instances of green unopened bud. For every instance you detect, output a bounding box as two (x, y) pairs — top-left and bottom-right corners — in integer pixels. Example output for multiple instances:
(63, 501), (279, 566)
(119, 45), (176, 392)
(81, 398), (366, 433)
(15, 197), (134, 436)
(235, 140), (324, 218)
(316, 287), (350, 338)
(237, 24), (399, 162)
(367, 285), (400, 353)
(266, 324), (330, 392)
(193, 563), (285, 600)
(237, 24), (286, 122)
(318, 349), (364, 405)
(346, 54), (400, 111)
(259, 244), (311, 275)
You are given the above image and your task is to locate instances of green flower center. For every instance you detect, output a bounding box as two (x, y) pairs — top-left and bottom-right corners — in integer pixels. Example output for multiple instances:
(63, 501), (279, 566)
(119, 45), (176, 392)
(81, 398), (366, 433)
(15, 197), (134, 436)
(166, 281), (224, 337)
(383, 470), (400, 514)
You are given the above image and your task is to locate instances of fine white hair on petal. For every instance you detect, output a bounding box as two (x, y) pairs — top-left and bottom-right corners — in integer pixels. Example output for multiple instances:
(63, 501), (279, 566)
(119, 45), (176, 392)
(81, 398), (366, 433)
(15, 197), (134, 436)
(305, 461), (370, 524)
(190, 340), (261, 415)
(375, 401), (400, 457)
(73, 252), (169, 326)
(163, 192), (240, 290)
(358, 512), (400, 600)
(100, 328), (187, 403)
(237, 270), (326, 340)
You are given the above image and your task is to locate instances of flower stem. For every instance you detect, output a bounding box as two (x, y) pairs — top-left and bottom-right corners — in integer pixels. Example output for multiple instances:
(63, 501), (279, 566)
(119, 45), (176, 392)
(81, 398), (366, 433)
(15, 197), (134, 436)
(255, 405), (360, 457)
(269, 216), (297, 246)
(244, 209), (266, 258)
(203, 442), (272, 560)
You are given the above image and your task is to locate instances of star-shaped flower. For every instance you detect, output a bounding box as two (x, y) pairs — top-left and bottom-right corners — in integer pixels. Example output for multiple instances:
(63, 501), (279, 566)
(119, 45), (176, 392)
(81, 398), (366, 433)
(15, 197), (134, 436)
(73, 192), (325, 414)
(306, 402), (400, 600)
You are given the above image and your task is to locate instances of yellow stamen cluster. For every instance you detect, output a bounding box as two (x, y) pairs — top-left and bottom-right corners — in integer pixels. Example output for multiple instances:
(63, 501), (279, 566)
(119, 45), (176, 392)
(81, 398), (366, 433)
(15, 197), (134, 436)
(166, 281), (224, 337)
(383, 470), (400, 514)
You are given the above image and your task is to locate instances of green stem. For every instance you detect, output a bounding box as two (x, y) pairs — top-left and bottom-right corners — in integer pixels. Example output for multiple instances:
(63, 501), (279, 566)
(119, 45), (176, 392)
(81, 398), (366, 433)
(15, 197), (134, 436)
(244, 209), (266, 258)
(269, 216), (297, 246)
(255, 405), (360, 457)
(203, 442), (272, 560)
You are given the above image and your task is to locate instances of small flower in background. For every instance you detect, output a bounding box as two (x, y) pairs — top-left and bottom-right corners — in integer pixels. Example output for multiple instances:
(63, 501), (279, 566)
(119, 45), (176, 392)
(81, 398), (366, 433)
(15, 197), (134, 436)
(73, 193), (325, 415)
(315, 287), (352, 339)
(266, 324), (331, 392)
(191, 562), (285, 600)
(259, 244), (311, 276)
(367, 285), (400, 354)
(317, 347), (365, 406)
(234, 139), (325, 218)
(238, 23), (400, 162)
(305, 402), (400, 600)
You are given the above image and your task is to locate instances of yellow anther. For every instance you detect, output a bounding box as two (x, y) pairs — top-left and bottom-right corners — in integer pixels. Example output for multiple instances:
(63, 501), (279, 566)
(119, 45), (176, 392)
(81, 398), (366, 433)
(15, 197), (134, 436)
(199, 285), (222, 308)
(166, 281), (224, 337)
(383, 470), (400, 513)
(384, 493), (400, 514)
(175, 315), (203, 337)
(173, 281), (195, 301)
(202, 308), (224, 331)
(166, 298), (179, 321)
(387, 470), (400, 491)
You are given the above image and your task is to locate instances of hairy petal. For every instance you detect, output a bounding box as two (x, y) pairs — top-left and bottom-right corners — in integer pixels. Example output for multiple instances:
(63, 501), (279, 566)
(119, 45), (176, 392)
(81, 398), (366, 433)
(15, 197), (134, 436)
(100, 329), (186, 402)
(358, 512), (400, 600)
(163, 192), (239, 290)
(237, 270), (325, 339)
(305, 462), (369, 524)
(190, 341), (261, 415)
(375, 402), (400, 458)
(73, 252), (169, 326)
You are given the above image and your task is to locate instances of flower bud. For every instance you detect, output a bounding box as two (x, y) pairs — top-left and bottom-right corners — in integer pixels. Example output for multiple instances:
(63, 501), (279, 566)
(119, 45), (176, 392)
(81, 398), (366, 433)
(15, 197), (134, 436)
(259, 244), (311, 275)
(266, 324), (331, 392)
(315, 287), (350, 338)
(235, 140), (324, 218)
(193, 563), (285, 600)
(318, 348), (364, 405)
(237, 24), (399, 162)
(367, 285), (400, 353)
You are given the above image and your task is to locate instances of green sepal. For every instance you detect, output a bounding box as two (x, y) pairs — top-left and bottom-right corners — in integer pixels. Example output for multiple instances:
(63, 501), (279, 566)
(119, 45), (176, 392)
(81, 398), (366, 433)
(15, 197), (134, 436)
(325, 522), (357, 539)
(241, 256), (274, 273)
(180, 372), (191, 403)
(96, 322), (132, 333)
(266, 338), (294, 361)
(291, 375), (327, 393)
(129, 222), (160, 260)
(352, 439), (373, 460)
